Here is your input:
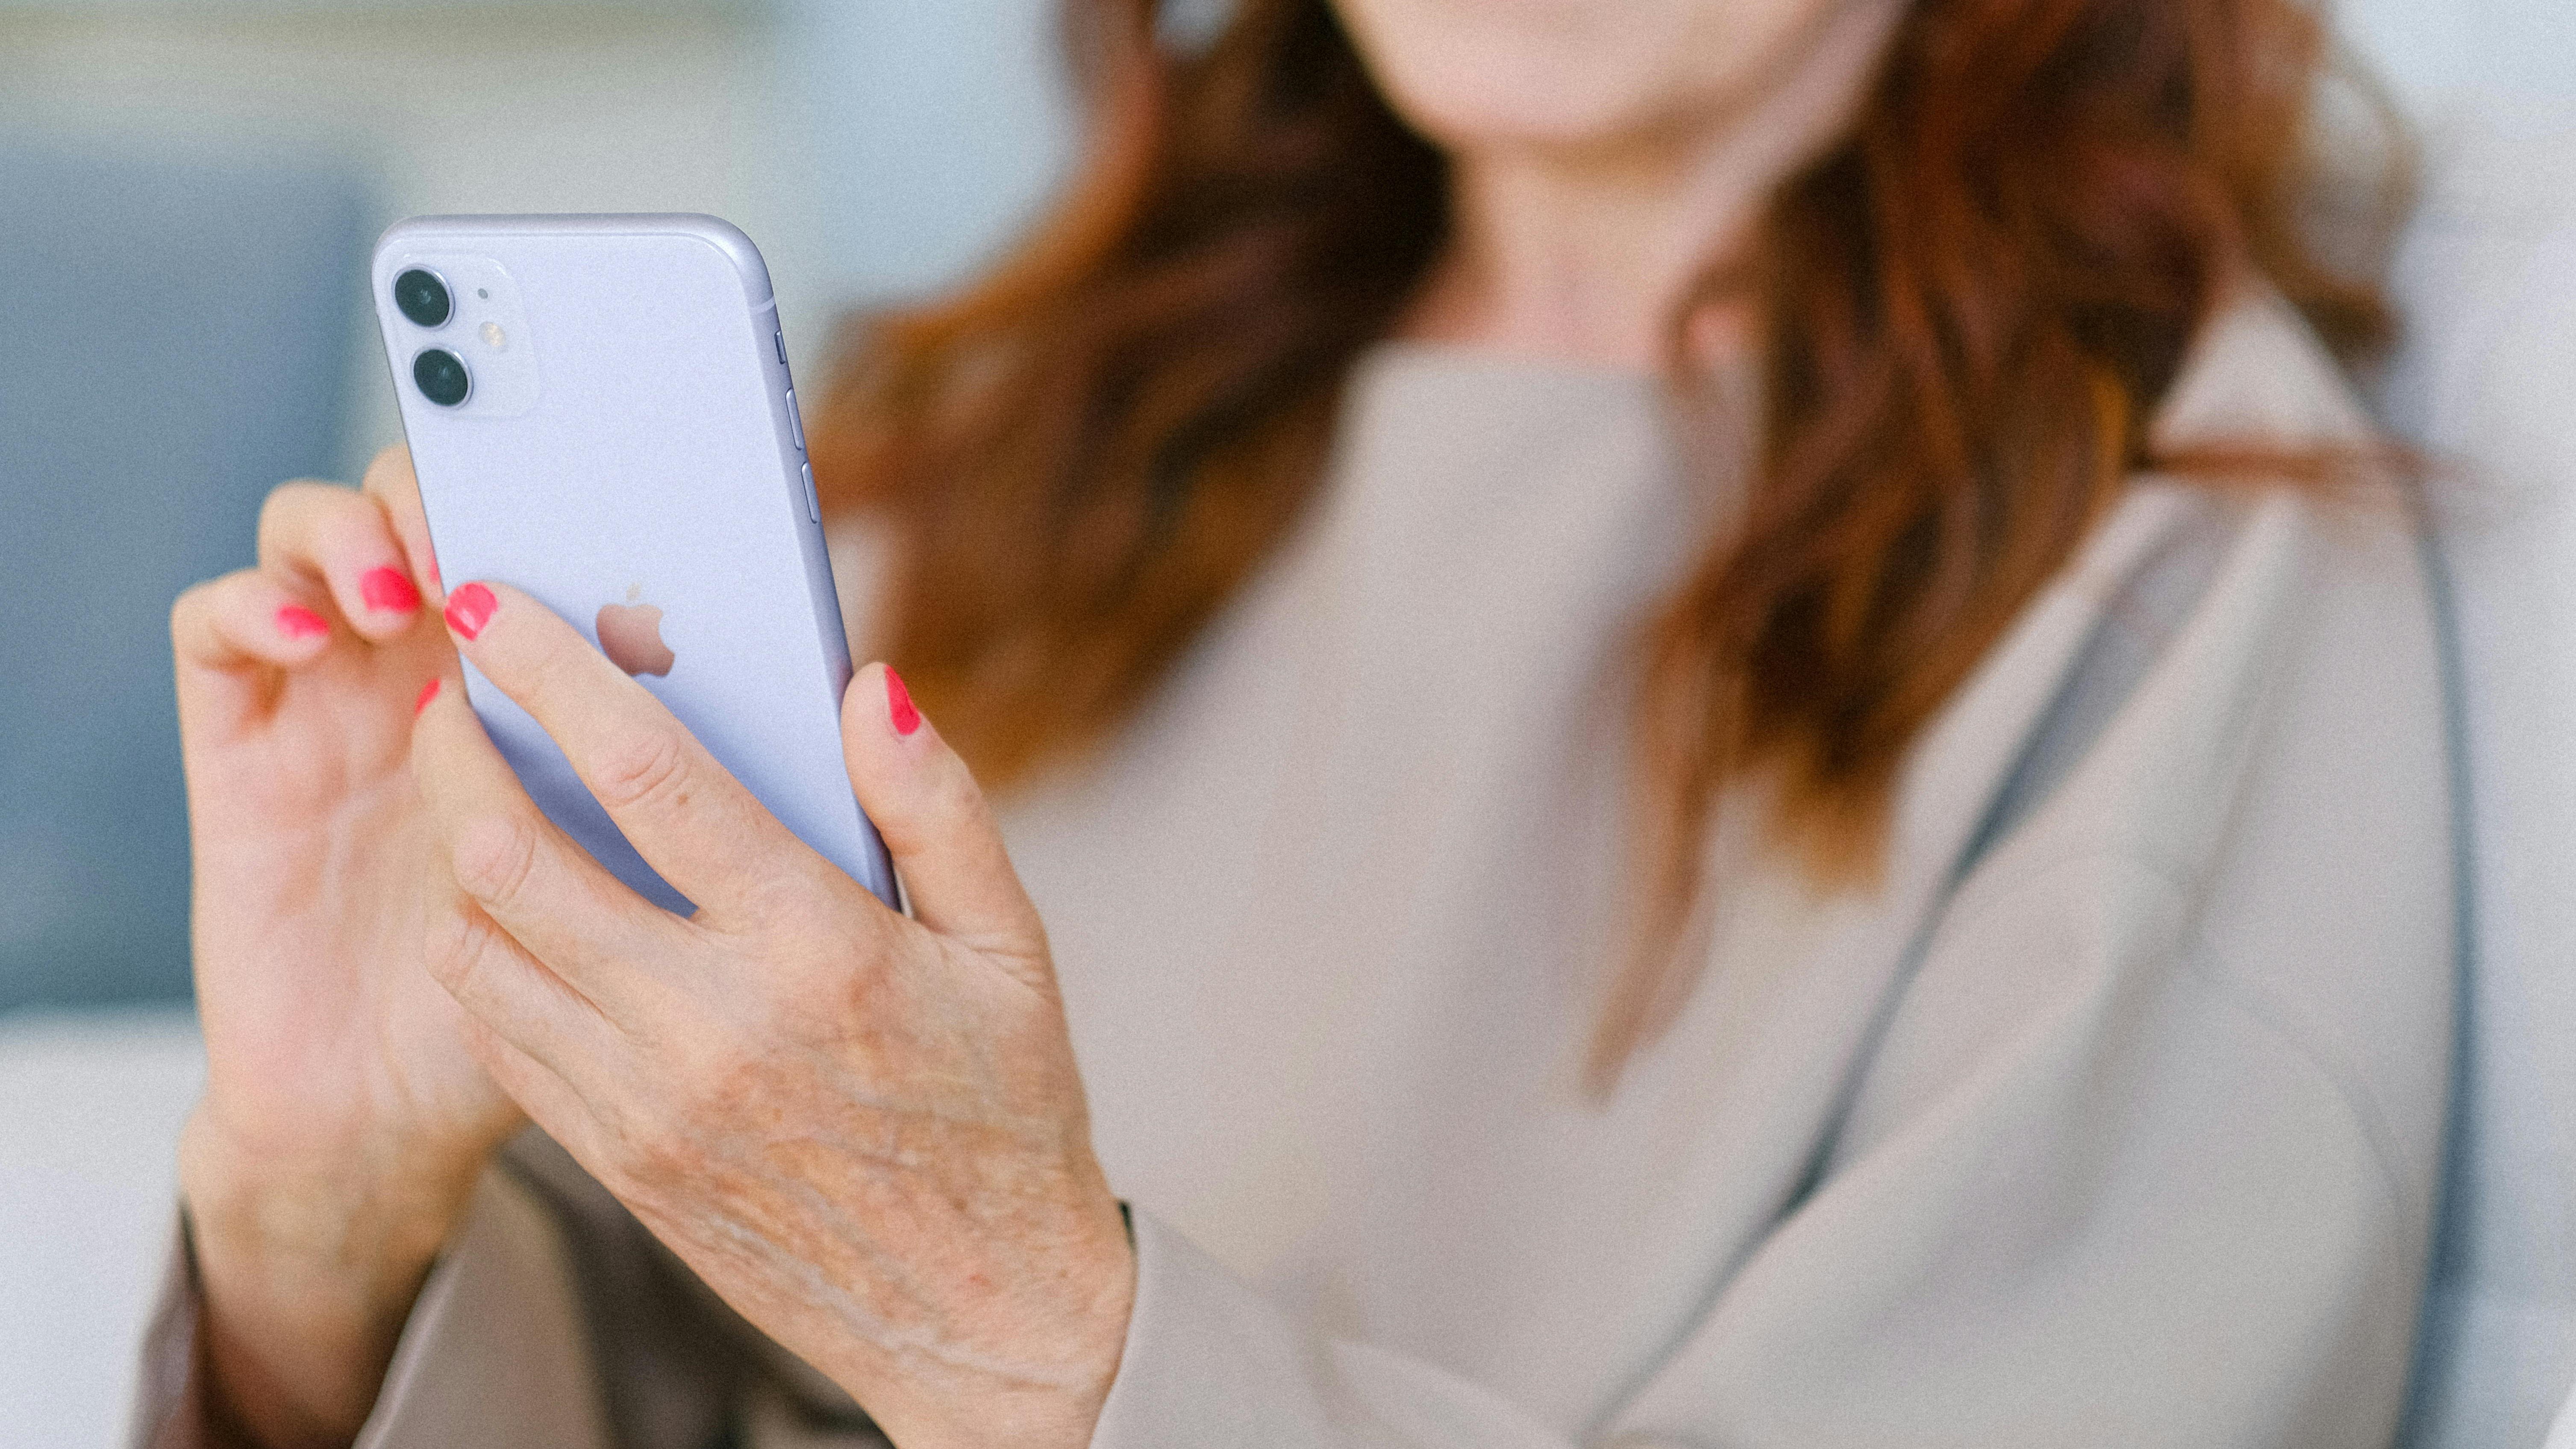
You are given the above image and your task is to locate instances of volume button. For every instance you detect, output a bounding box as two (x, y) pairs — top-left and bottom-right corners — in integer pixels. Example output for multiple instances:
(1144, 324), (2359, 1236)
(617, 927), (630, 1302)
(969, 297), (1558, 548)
(802, 461), (820, 522)
(785, 389), (807, 450)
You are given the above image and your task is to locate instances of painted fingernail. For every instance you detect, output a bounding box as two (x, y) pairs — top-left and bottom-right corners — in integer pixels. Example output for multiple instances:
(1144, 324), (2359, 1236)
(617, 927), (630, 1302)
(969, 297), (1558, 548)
(415, 677), (441, 716)
(276, 604), (329, 640)
(885, 665), (921, 737)
(361, 566), (421, 613)
(443, 582), (496, 640)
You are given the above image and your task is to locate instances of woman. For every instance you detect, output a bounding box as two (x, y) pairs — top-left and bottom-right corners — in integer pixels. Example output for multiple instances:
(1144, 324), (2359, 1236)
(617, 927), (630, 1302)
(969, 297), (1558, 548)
(142, 0), (2451, 1445)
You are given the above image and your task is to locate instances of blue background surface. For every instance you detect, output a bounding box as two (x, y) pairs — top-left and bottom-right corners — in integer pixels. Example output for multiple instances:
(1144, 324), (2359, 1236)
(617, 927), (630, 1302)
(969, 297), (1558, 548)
(0, 143), (370, 1011)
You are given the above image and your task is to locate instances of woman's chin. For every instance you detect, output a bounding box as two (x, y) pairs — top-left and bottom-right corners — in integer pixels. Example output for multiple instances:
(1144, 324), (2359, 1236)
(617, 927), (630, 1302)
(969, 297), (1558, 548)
(1381, 82), (1691, 166)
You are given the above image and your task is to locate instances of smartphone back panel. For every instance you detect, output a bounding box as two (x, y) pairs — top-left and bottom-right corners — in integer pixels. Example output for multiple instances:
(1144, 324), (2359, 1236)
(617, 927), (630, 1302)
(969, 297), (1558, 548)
(372, 215), (894, 913)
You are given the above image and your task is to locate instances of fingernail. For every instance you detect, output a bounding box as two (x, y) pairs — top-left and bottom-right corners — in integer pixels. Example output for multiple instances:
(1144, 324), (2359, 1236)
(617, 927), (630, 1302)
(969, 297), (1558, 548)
(361, 566), (421, 613)
(443, 583), (496, 640)
(276, 604), (329, 640)
(885, 665), (921, 737)
(415, 677), (441, 716)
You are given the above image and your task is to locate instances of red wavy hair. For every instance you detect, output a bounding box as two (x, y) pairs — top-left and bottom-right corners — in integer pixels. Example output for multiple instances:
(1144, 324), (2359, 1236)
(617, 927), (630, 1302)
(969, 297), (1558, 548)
(808, 0), (2401, 1082)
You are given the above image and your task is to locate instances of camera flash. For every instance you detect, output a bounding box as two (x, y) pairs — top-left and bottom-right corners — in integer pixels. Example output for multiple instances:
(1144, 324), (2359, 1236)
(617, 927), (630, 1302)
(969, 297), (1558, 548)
(479, 322), (507, 350)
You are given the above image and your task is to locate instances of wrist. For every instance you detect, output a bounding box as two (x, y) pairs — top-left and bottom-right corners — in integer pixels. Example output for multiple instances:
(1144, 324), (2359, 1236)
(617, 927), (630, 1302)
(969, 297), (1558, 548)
(179, 1107), (477, 1293)
(857, 1191), (1138, 1449)
(176, 1108), (483, 1448)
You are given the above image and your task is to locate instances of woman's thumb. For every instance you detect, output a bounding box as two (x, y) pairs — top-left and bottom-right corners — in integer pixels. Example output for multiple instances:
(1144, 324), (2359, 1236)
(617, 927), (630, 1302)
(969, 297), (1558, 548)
(839, 664), (1050, 981)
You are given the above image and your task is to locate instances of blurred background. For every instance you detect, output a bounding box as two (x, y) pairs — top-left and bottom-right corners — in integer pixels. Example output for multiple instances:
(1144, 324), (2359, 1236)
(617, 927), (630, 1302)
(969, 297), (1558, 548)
(0, 1), (2572, 1445)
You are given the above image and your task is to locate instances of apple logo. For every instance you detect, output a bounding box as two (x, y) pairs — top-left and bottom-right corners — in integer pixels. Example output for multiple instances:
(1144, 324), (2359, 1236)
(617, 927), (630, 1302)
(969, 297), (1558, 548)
(597, 584), (676, 678)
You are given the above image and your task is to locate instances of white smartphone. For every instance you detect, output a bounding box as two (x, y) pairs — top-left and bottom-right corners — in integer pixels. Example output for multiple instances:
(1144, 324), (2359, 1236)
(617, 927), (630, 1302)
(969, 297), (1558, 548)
(371, 213), (896, 914)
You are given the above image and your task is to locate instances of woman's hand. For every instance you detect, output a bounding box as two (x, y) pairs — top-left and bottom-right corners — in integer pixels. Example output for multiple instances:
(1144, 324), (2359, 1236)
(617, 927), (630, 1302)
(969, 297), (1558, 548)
(409, 581), (1135, 1449)
(171, 448), (523, 1448)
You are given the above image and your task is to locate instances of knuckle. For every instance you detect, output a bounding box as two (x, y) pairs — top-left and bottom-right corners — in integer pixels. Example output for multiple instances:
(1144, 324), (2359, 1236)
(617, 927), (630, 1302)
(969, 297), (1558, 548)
(315, 497), (379, 556)
(169, 578), (218, 637)
(449, 811), (543, 911)
(453, 1012), (522, 1081)
(360, 445), (414, 496)
(885, 753), (993, 858)
(255, 479), (325, 537)
(737, 865), (835, 936)
(588, 728), (694, 816)
(880, 760), (979, 856)
(424, 902), (511, 998)
(259, 481), (374, 564)
(933, 758), (995, 833)
(253, 481), (298, 532)
(172, 571), (279, 660)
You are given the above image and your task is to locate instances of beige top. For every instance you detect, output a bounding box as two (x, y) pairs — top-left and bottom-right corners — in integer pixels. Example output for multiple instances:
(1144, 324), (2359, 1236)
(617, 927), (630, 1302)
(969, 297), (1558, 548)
(134, 291), (2456, 1449)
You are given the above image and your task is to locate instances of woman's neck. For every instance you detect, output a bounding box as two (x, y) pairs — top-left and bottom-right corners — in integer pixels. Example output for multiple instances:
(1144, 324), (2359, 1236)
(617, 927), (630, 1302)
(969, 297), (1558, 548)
(1399, 0), (1902, 371)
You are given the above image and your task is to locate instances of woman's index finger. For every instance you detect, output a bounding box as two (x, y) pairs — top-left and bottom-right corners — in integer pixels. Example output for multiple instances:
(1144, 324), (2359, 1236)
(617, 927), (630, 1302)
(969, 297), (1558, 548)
(409, 673), (686, 1031)
(438, 579), (826, 917)
(361, 444), (444, 599)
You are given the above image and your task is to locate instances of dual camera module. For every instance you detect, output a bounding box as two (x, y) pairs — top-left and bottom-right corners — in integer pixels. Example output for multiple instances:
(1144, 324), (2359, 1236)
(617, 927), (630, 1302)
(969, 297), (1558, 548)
(395, 268), (471, 407)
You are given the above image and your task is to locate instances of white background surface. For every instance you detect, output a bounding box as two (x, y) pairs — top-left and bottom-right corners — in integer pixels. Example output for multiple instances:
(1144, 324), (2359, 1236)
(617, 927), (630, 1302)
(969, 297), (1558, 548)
(0, 1010), (203, 1448)
(2346, 2), (2576, 1443)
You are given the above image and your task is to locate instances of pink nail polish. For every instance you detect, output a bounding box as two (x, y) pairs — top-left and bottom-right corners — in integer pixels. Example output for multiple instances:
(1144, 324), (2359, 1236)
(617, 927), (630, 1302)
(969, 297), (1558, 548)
(361, 566), (421, 613)
(415, 678), (441, 716)
(276, 604), (329, 640)
(443, 583), (496, 640)
(885, 665), (921, 737)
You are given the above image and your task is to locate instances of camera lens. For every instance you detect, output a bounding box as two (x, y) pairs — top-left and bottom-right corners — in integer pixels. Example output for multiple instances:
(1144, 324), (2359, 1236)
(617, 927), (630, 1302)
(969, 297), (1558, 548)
(393, 268), (452, 329)
(414, 348), (471, 407)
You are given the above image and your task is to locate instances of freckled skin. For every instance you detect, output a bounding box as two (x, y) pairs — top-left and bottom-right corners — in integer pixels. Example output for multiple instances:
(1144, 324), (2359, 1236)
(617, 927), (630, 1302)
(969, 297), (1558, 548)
(404, 590), (1132, 1447)
(601, 946), (1129, 1411)
(179, 449), (1135, 1446)
(172, 448), (512, 1446)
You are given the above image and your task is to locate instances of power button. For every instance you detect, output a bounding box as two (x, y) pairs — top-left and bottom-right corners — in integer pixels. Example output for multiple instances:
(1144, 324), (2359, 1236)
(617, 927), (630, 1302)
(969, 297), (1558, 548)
(801, 461), (820, 522)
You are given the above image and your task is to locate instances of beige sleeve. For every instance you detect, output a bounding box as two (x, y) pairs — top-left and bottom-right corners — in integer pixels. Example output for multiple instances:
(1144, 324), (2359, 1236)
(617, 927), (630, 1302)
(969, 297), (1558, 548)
(1091, 1209), (1571, 1449)
(1614, 857), (2442, 1447)
(1089, 864), (2438, 1449)
(129, 1212), (211, 1449)
(126, 1168), (612, 1449)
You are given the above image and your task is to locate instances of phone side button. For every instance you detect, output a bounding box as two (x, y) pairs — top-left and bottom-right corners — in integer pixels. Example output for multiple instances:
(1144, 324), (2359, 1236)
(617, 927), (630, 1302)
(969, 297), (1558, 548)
(774, 330), (788, 366)
(785, 388), (807, 451)
(802, 461), (820, 522)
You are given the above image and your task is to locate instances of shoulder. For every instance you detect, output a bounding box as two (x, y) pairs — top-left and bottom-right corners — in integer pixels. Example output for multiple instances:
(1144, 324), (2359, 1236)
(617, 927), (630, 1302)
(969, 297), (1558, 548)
(1884, 283), (2451, 973)
(1967, 285), (2445, 885)
(1905, 288), (2456, 1207)
(2150, 282), (2383, 453)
